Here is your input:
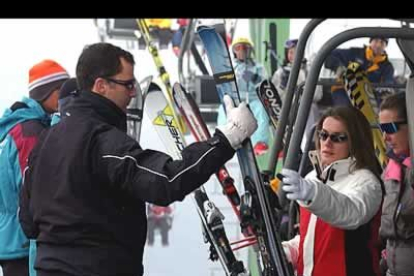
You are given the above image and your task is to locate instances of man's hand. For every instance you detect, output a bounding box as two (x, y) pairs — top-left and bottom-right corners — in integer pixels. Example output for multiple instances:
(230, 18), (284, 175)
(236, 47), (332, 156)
(217, 95), (258, 150)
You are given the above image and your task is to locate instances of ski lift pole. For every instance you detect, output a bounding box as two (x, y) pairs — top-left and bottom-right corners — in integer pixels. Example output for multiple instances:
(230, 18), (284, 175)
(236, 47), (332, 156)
(135, 19), (187, 133)
(396, 34), (414, 163)
(178, 19), (196, 85)
(267, 19), (325, 207)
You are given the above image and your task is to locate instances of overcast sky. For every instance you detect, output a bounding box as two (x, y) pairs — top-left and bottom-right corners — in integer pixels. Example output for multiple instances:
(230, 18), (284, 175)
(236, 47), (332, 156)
(0, 18), (406, 114)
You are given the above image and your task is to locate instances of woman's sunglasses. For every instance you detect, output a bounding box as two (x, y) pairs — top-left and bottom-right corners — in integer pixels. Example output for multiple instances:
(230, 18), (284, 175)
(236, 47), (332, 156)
(318, 130), (348, 143)
(378, 121), (407, 134)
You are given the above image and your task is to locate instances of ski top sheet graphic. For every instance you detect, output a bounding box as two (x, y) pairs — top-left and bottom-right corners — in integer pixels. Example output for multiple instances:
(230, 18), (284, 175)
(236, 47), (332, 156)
(257, 79), (283, 130)
(344, 62), (388, 169)
(144, 85), (183, 159)
(172, 82), (241, 209)
(198, 24), (293, 276)
(144, 86), (247, 276)
(136, 18), (187, 134)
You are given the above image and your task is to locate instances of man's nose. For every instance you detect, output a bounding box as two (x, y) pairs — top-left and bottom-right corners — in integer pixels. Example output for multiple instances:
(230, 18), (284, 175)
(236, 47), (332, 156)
(130, 88), (137, 98)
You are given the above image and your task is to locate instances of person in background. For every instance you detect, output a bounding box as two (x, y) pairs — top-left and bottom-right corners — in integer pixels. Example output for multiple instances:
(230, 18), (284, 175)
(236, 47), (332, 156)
(50, 78), (79, 125)
(0, 59), (69, 276)
(324, 37), (395, 106)
(147, 204), (173, 246)
(171, 18), (190, 57)
(378, 92), (413, 276)
(18, 42), (257, 276)
(281, 106), (383, 276)
(217, 37), (270, 155)
(272, 38), (323, 151)
(29, 78), (78, 276)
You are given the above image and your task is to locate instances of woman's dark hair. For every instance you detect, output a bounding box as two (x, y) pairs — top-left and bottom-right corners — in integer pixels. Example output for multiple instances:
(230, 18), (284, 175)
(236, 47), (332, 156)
(76, 42), (135, 91)
(380, 92), (407, 121)
(314, 106), (382, 179)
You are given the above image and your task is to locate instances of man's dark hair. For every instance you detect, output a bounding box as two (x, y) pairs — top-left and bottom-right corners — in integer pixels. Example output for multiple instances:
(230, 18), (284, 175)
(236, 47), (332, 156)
(76, 43), (135, 91)
(369, 37), (389, 45)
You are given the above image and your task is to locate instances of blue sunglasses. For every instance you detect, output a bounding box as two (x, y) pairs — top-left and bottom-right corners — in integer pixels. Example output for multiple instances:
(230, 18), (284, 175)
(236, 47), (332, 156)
(378, 121), (407, 134)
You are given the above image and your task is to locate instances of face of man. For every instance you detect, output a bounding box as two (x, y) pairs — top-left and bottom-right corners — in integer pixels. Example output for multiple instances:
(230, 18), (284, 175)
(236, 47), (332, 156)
(370, 38), (387, 56)
(94, 57), (137, 113)
(42, 88), (60, 114)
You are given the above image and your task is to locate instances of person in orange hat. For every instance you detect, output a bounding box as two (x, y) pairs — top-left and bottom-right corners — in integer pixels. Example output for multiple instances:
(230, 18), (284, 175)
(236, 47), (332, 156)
(0, 59), (68, 276)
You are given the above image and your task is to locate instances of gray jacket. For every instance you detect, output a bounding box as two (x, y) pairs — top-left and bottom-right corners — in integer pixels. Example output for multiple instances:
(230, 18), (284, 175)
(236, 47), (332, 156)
(380, 157), (414, 276)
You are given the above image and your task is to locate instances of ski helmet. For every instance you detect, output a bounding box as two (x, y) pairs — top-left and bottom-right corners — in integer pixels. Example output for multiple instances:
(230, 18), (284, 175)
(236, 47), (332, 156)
(284, 39), (298, 49)
(232, 37), (254, 60)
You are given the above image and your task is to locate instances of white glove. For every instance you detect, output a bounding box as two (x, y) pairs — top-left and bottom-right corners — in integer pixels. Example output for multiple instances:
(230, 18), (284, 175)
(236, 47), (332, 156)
(217, 94), (258, 150)
(281, 168), (316, 202)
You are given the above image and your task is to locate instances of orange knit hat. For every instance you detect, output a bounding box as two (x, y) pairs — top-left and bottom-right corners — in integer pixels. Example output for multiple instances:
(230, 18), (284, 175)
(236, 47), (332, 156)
(28, 59), (70, 102)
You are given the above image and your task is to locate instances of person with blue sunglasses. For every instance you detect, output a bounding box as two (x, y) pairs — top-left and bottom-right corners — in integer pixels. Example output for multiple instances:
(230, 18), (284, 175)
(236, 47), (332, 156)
(280, 106), (383, 276)
(378, 92), (413, 276)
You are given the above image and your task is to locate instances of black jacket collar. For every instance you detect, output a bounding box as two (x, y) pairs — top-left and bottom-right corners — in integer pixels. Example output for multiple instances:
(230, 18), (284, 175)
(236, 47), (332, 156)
(67, 90), (127, 132)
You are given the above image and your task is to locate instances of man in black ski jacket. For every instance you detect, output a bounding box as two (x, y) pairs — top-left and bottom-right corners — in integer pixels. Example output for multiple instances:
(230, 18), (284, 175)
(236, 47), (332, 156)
(19, 42), (258, 276)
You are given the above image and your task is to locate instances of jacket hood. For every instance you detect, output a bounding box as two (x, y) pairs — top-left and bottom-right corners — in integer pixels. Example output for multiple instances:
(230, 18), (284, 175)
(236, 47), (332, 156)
(65, 90), (127, 132)
(0, 97), (49, 141)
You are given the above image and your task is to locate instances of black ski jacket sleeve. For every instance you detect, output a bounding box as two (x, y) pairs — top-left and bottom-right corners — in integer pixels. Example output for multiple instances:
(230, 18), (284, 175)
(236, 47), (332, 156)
(92, 127), (235, 206)
(19, 169), (39, 239)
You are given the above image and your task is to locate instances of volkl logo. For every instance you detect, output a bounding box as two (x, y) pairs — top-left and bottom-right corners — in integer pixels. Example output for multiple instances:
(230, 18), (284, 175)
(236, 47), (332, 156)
(263, 82), (281, 118)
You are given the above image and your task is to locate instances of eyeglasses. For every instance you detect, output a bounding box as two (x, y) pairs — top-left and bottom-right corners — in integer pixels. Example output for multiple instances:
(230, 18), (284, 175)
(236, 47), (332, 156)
(284, 39), (298, 49)
(104, 77), (137, 91)
(318, 130), (348, 143)
(378, 121), (407, 134)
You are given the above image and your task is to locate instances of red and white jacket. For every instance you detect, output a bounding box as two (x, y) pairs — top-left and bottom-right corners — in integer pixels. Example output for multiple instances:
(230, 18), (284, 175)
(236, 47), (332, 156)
(283, 157), (383, 276)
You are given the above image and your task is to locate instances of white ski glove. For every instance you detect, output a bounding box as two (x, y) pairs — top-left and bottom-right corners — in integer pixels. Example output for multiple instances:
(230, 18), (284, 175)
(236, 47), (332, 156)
(217, 94), (258, 150)
(281, 168), (316, 202)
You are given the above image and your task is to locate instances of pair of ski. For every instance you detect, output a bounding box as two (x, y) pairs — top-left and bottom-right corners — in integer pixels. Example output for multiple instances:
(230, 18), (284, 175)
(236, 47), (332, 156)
(198, 25), (292, 276)
(144, 81), (249, 276)
(136, 18), (187, 134)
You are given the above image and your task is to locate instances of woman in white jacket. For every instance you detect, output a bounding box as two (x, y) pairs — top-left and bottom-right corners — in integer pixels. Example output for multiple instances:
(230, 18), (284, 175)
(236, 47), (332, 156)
(281, 106), (383, 276)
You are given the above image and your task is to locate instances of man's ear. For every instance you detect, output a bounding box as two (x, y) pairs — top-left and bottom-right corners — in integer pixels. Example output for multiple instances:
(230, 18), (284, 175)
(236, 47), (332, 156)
(92, 77), (107, 95)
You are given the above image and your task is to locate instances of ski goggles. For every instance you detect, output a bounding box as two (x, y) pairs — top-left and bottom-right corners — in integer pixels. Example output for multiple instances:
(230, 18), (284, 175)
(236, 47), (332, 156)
(284, 39), (298, 49)
(378, 121), (407, 134)
(318, 130), (348, 143)
(233, 44), (251, 52)
(104, 77), (138, 91)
